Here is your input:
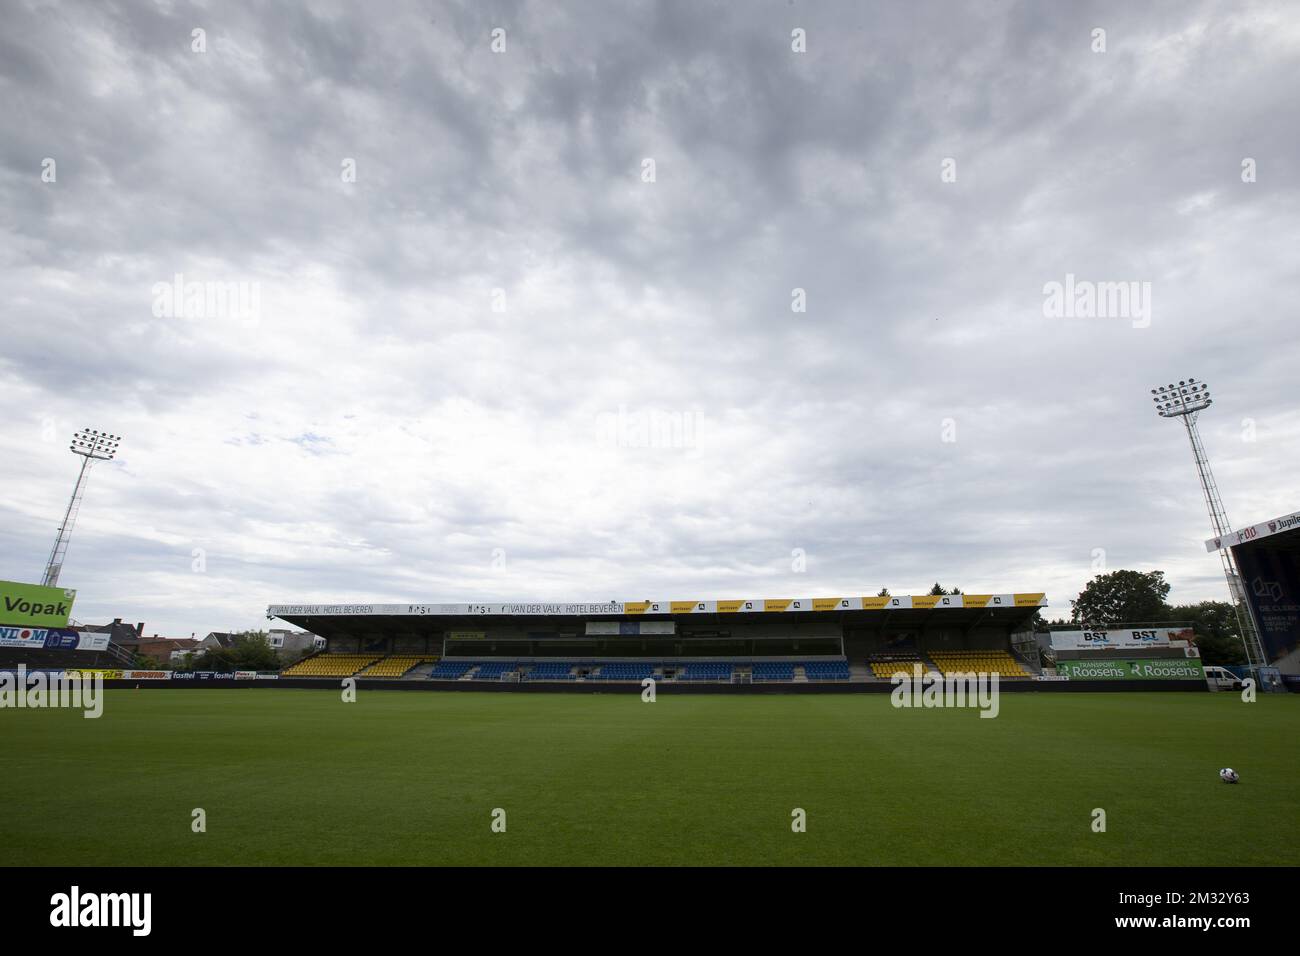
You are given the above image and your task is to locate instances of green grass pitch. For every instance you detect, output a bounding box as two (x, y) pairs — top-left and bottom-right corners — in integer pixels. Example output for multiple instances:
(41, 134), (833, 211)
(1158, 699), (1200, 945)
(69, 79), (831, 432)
(1, 689), (1296, 866)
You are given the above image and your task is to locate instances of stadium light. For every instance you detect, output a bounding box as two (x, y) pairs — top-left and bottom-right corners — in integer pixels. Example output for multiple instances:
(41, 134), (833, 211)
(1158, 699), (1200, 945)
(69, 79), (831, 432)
(1148, 379), (1266, 670)
(1151, 378), (1212, 418)
(41, 428), (123, 587)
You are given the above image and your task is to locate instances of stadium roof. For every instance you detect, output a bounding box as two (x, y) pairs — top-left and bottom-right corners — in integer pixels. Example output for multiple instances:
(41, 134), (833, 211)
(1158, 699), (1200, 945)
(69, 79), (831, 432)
(270, 592), (1045, 619)
(269, 592), (1047, 635)
(1205, 509), (1300, 552)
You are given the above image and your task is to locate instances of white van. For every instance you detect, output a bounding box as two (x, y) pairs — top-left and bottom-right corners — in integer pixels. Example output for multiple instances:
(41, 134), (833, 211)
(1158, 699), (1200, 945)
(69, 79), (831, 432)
(1203, 665), (1243, 691)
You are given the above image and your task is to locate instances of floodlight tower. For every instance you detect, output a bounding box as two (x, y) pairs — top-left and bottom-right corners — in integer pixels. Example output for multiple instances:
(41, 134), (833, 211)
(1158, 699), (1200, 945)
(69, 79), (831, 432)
(1150, 380), (1266, 669)
(41, 428), (121, 588)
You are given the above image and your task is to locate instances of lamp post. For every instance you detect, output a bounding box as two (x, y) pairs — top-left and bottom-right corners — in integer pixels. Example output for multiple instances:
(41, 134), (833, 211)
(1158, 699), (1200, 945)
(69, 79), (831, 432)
(1150, 380), (1266, 669)
(41, 428), (121, 588)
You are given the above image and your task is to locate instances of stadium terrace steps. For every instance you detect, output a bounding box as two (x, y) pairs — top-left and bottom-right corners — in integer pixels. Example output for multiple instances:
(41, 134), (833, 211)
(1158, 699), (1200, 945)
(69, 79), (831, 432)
(403, 660), (441, 679)
(356, 656), (437, 679)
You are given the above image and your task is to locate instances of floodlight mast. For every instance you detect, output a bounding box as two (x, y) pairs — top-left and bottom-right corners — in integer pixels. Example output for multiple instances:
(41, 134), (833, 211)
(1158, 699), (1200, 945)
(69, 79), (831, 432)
(41, 428), (121, 588)
(1150, 380), (1267, 669)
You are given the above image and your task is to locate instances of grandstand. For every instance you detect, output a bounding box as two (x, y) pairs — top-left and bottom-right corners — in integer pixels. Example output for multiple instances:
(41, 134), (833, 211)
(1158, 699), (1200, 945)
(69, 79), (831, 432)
(266, 592), (1047, 686)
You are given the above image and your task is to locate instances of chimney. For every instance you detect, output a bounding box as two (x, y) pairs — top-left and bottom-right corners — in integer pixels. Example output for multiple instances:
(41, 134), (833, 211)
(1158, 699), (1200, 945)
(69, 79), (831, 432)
(137, 622), (145, 636)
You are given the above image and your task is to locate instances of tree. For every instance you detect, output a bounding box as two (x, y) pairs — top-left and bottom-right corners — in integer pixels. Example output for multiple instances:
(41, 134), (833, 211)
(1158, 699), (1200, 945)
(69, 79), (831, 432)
(1037, 616), (1072, 632)
(1164, 601), (1247, 667)
(877, 588), (890, 597)
(928, 583), (962, 595)
(191, 631), (280, 672)
(1071, 570), (1170, 625)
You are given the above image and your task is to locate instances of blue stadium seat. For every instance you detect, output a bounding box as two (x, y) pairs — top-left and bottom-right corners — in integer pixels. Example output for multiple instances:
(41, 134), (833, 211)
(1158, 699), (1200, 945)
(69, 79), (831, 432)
(594, 663), (653, 681)
(679, 663), (734, 682)
(524, 662), (577, 681)
(802, 661), (850, 681)
(428, 661), (473, 680)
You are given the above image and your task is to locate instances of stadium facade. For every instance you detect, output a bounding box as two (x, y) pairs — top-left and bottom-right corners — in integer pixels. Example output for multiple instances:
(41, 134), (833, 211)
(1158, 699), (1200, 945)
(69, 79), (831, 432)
(1206, 506), (1300, 674)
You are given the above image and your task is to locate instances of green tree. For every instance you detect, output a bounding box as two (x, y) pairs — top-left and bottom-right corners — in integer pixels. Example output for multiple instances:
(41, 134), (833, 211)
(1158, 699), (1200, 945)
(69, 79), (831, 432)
(1164, 601), (1248, 666)
(928, 583), (962, 595)
(877, 588), (890, 597)
(1071, 570), (1171, 625)
(191, 632), (279, 672)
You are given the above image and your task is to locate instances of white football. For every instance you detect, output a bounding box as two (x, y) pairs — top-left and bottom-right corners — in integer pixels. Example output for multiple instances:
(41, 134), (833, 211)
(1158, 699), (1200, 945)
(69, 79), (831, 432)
(1219, 768), (1239, 784)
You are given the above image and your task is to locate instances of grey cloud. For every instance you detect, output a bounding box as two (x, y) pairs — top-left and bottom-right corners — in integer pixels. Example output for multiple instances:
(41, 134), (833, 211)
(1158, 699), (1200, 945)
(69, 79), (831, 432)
(1, 0), (1297, 634)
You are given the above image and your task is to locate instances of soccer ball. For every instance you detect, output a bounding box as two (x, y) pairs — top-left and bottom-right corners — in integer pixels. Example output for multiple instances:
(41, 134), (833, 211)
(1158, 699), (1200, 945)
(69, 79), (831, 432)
(1219, 768), (1239, 784)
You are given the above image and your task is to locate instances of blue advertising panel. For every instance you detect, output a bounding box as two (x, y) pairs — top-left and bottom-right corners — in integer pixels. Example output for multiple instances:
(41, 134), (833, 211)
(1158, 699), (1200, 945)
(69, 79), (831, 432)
(42, 629), (82, 650)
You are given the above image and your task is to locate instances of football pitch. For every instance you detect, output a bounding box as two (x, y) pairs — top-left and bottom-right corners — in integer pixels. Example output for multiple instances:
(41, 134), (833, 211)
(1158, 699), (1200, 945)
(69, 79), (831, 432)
(2, 689), (1296, 866)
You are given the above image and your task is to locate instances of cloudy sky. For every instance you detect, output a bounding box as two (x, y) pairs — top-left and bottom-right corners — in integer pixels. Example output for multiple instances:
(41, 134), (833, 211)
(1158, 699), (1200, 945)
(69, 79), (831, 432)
(2, 0), (1297, 638)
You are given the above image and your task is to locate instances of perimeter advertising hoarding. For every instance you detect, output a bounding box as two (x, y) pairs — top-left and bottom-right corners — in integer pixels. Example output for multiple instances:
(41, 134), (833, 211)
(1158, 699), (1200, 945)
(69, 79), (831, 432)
(1055, 658), (1205, 680)
(75, 633), (110, 651)
(0, 580), (77, 628)
(0, 627), (110, 651)
(42, 629), (81, 650)
(1049, 627), (1193, 651)
(0, 626), (49, 650)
